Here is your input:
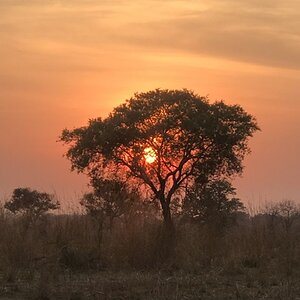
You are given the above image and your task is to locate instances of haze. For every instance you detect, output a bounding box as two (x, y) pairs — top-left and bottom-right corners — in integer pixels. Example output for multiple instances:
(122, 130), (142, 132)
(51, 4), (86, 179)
(1, 0), (300, 207)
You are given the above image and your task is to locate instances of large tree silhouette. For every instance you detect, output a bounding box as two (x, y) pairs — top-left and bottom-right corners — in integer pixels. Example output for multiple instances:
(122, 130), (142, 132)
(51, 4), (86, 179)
(60, 89), (259, 250)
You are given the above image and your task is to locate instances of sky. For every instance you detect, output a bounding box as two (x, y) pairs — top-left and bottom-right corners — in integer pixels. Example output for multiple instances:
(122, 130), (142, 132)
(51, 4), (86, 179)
(1, 0), (300, 208)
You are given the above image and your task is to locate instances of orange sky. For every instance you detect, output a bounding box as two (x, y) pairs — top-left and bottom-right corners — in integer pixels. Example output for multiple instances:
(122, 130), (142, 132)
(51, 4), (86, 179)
(1, 0), (300, 207)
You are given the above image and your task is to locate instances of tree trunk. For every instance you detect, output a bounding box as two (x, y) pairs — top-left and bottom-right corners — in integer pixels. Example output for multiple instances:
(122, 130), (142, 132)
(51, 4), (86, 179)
(159, 199), (176, 261)
(109, 215), (114, 232)
(162, 205), (175, 235)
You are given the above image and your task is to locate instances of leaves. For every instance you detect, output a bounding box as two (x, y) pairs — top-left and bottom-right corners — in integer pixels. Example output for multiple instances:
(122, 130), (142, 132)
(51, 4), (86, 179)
(60, 89), (259, 211)
(182, 180), (245, 229)
(4, 187), (60, 218)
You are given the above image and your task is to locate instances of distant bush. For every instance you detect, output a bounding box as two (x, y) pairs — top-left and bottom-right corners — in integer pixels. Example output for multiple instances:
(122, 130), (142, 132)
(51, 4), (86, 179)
(80, 179), (138, 227)
(264, 199), (300, 233)
(4, 187), (60, 224)
(182, 180), (245, 232)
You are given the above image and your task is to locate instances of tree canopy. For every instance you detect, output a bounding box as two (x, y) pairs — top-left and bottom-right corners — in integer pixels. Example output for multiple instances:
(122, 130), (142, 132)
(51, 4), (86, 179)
(60, 89), (259, 234)
(182, 179), (245, 230)
(4, 187), (60, 222)
(80, 179), (137, 223)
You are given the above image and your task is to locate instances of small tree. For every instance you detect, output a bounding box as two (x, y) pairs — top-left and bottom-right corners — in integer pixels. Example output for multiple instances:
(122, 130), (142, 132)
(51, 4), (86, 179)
(182, 180), (245, 231)
(81, 179), (147, 253)
(80, 179), (136, 229)
(4, 187), (60, 223)
(265, 200), (300, 233)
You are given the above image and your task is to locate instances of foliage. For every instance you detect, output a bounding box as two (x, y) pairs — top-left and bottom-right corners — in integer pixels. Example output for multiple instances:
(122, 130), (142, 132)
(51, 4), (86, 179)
(264, 199), (300, 232)
(182, 180), (245, 230)
(60, 89), (259, 238)
(80, 179), (152, 233)
(81, 179), (160, 232)
(80, 179), (134, 219)
(4, 187), (60, 221)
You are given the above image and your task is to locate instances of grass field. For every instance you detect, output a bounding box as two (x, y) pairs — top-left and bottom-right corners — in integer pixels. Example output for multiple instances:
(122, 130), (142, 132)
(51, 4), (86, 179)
(0, 202), (299, 299)
(1, 268), (300, 299)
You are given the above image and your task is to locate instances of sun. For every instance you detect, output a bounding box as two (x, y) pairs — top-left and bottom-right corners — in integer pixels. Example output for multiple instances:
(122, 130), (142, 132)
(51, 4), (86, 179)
(144, 147), (157, 164)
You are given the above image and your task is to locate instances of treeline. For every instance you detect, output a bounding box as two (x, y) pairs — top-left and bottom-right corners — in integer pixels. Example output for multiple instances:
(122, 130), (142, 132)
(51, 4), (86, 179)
(1, 186), (300, 275)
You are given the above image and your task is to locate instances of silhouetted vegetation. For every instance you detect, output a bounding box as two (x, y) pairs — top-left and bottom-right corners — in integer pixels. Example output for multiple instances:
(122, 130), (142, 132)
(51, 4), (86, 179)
(4, 187), (60, 226)
(182, 180), (245, 232)
(0, 198), (300, 299)
(2, 90), (299, 299)
(60, 89), (259, 258)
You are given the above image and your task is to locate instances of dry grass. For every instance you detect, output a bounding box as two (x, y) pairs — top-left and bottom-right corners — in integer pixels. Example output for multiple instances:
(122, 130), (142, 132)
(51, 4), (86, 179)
(1, 269), (300, 299)
(0, 203), (299, 299)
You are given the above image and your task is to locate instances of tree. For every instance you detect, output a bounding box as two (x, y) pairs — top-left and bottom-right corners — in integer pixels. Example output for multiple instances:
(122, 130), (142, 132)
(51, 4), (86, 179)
(60, 89), (259, 253)
(4, 187), (60, 223)
(264, 200), (300, 233)
(80, 179), (137, 229)
(182, 180), (245, 231)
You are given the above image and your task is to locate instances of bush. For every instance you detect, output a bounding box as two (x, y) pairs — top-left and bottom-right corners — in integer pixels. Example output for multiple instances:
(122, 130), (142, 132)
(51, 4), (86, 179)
(4, 188), (60, 224)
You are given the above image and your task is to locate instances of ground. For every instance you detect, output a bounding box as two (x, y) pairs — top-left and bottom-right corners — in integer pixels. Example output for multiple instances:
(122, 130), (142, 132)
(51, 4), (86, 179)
(1, 268), (299, 300)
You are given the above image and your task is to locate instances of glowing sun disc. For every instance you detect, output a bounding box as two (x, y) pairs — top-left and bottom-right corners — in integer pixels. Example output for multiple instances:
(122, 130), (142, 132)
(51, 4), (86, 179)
(144, 147), (156, 164)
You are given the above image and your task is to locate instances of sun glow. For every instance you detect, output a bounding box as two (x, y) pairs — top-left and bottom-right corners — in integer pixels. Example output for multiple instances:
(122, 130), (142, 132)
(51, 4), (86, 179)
(144, 147), (157, 164)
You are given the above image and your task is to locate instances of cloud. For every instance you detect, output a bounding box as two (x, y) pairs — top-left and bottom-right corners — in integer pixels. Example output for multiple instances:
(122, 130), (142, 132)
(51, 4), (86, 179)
(1, 0), (300, 72)
(116, 0), (300, 70)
